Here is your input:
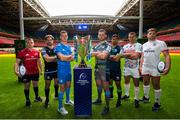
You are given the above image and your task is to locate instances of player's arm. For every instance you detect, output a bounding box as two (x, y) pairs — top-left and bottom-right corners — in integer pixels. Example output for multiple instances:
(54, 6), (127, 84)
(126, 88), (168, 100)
(91, 51), (99, 57)
(109, 54), (120, 62)
(139, 53), (144, 73)
(37, 58), (43, 75)
(43, 54), (57, 62)
(41, 49), (57, 62)
(129, 52), (141, 60)
(57, 53), (74, 61)
(162, 50), (171, 75)
(96, 45), (111, 59)
(14, 58), (21, 77)
(96, 51), (109, 59)
(90, 46), (98, 57)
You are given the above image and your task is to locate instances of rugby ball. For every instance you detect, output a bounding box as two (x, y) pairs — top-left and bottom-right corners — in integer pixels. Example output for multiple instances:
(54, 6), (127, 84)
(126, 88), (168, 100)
(157, 61), (165, 73)
(19, 65), (26, 77)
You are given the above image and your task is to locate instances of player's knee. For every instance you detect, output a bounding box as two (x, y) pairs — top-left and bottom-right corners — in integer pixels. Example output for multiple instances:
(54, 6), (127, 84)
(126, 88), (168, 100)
(105, 90), (111, 98)
(60, 86), (65, 92)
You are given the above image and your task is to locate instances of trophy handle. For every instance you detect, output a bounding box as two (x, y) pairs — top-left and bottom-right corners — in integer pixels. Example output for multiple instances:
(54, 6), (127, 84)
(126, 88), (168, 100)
(73, 35), (79, 62)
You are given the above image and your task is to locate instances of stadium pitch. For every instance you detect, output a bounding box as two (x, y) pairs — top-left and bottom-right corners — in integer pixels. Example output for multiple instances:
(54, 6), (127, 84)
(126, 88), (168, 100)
(0, 54), (180, 119)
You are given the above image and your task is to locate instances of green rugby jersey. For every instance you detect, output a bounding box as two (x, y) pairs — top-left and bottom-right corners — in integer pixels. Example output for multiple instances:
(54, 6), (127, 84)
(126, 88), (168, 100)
(92, 40), (111, 68)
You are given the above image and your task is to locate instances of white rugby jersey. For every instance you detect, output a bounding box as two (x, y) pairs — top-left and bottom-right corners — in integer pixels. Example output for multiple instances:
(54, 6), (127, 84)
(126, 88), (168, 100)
(142, 40), (168, 68)
(121, 42), (142, 68)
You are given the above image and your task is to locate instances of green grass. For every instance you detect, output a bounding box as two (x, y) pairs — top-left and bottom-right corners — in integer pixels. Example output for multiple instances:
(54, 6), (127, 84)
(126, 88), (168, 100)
(0, 55), (180, 119)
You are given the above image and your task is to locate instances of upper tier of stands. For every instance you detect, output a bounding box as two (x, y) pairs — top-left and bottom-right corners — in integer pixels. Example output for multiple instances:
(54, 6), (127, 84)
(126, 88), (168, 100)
(0, 17), (180, 47)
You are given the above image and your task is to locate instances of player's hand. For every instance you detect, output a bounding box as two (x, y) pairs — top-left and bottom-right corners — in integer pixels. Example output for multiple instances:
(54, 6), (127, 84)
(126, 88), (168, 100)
(69, 54), (74, 61)
(162, 68), (169, 75)
(109, 55), (115, 60)
(15, 71), (21, 77)
(91, 52), (98, 57)
(40, 71), (43, 75)
(139, 67), (142, 74)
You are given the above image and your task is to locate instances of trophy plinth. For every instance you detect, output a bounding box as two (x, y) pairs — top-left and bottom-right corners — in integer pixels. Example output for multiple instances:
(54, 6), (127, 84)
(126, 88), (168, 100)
(79, 59), (87, 68)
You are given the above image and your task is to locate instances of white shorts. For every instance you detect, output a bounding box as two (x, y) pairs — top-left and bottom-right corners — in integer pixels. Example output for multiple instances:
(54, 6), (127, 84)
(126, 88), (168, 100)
(142, 66), (160, 77)
(123, 67), (140, 78)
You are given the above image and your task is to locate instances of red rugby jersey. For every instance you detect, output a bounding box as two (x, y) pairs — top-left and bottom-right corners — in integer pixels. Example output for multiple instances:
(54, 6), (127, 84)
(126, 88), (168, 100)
(17, 48), (40, 75)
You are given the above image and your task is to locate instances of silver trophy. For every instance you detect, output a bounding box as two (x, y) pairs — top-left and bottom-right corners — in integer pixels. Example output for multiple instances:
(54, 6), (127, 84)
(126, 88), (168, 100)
(74, 35), (91, 68)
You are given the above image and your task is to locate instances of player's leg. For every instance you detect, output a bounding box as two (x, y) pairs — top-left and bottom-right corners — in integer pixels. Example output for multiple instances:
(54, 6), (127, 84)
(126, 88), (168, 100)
(24, 79), (31, 107)
(140, 75), (150, 103)
(115, 80), (122, 108)
(93, 68), (102, 104)
(132, 68), (140, 108)
(101, 73), (110, 115)
(109, 72), (114, 99)
(57, 72), (68, 115)
(113, 70), (122, 108)
(132, 77), (140, 108)
(64, 73), (74, 106)
(122, 76), (130, 100)
(44, 79), (51, 108)
(140, 67), (151, 103)
(151, 76), (161, 111)
(32, 74), (42, 102)
(122, 68), (130, 100)
(58, 83), (68, 115)
(53, 72), (59, 99)
(44, 73), (52, 108)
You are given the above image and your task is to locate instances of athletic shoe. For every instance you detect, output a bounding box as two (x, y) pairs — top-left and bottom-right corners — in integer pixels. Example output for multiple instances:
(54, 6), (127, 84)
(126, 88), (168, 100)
(110, 94), (113, 99)
(58, 107), (68, 115)
(101, 106), (109, 115)
(121, 95), (129, 100)
(116, 100), (121, 108)
(65, 100), (74, 106)
(54, 96), (58, 100)
(139, 96), (150, 103)
(92, 99), (102, 105)
(134, 99), (139, 108)
(54, 94), (58, 99)
(26, 100), (31, 107)
(34, 96), (42, 102)
(44, 99), (49, 108)
(152, 102), (161, 112)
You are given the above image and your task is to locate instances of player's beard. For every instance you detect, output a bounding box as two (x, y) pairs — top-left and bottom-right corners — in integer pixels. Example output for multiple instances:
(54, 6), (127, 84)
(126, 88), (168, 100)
(47, 42), (53, 46)
(112, 40), (118, 46)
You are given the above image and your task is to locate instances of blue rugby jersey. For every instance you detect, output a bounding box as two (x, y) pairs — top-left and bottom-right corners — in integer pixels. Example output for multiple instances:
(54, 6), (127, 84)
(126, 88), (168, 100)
(54, 43), (72, 73)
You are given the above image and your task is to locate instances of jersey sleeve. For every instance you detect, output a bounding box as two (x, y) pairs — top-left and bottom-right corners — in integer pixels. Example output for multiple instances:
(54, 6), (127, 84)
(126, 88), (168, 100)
(90, 45), (96, 53)
(69, 46), (73, 54)
(54, 44), (61, 55)
(105, 44), (112, 53)
(117, 46), (121, 53)
(37, 51), (40, 58)
(41, 47), (47, 57)
(160, 41), (168, 52)
(135, 43), (142, 53)
(120, 46), (125, 54)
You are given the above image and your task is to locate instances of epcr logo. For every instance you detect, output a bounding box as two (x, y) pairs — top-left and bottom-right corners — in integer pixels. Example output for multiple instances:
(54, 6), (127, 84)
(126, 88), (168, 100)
(79, 73), (87, 80)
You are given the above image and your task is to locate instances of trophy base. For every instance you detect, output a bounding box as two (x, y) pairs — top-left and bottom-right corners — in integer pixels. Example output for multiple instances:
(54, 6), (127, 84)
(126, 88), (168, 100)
(78, 60), (87, 68)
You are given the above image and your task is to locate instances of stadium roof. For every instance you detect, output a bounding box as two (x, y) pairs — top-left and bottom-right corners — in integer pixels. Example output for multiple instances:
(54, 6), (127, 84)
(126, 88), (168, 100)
(38, 0), (127, 16)
(0, 0), (180, 34)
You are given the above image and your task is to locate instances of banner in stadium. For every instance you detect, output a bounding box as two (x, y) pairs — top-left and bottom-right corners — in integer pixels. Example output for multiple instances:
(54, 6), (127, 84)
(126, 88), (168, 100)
(14, 40), (26, 82)
(14, 40), (26, 55)
(74, 67), (92, 116)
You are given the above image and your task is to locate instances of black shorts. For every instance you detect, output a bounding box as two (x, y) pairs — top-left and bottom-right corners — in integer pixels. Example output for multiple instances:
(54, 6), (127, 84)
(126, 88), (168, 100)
(110, 70), (121, 81)
(22, 74), (39, 83)
(44, 72), (57, 80)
